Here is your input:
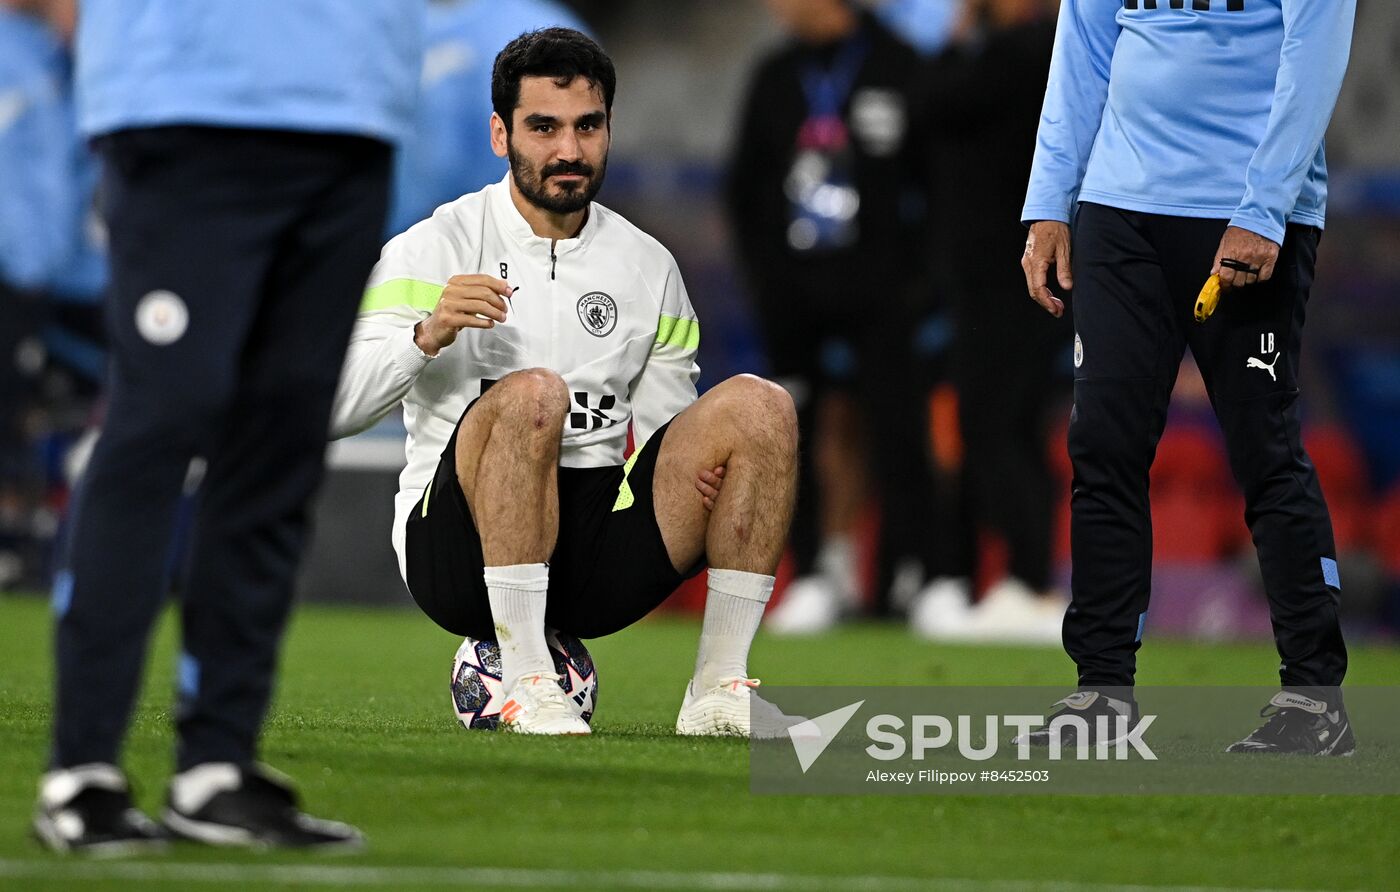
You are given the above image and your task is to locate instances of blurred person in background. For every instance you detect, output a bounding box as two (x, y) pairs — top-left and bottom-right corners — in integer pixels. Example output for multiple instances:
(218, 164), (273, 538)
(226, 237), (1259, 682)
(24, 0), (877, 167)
(907, 0), (1070, 642)
(389, 0), (588, 236)
(0, 0), (81, 588)
(1017, 0), (1356, 753)
(726, 0), (941, 634)
(0, 0), (77, 296)
(36, 0), (422, 854)
(872, 0), (961, 55)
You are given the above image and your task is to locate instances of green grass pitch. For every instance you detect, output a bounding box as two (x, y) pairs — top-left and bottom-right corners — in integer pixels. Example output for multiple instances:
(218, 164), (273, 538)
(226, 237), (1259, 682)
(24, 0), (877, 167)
(1, 592), (1397, 891)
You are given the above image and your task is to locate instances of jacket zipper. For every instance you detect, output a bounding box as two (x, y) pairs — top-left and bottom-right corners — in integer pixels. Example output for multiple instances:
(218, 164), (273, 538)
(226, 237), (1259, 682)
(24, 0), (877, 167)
(551, 250), (562, 372)
(548, 241), (559, 372)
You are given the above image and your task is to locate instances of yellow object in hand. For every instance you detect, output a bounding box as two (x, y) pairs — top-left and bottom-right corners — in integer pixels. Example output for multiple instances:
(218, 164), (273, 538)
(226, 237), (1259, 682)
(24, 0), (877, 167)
(1194, 275), (1222, 323)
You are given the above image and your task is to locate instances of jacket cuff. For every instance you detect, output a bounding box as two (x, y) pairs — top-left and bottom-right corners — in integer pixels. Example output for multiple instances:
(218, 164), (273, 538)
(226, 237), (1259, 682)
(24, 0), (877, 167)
(1226, 210), (1286, 247)
(1021, 204), (1073, 227)
(390, 326), (435, 378)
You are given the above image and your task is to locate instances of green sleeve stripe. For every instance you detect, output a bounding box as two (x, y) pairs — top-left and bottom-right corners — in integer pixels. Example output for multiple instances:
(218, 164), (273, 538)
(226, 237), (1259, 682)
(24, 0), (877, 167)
(360, 278), (443, 314)
(655, 315), (700, 350)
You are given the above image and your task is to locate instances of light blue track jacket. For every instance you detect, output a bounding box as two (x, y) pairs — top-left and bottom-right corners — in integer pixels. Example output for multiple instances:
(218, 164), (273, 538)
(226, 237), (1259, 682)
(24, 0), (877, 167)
(1022, 0), (1357, 243)
(0, 9), (78, 292)
(76, 0), (424, 144)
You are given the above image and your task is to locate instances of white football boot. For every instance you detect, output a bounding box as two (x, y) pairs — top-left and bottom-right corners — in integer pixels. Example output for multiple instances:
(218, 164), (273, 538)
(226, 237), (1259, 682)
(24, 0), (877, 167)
(499, 673), (591, 735)
(676, 678), (806, 739)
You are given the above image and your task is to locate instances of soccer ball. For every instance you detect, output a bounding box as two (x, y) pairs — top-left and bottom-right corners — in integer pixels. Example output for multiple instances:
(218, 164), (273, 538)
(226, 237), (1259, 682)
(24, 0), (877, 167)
(449, 630), (599, 730)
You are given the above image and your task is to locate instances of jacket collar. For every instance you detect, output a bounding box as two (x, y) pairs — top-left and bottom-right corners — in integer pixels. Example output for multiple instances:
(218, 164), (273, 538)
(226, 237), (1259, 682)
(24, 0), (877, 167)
(488, 173), (598, 256)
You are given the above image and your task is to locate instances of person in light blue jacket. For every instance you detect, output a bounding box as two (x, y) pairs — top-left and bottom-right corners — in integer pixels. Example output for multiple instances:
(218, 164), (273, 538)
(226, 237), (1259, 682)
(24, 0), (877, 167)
(389, 0), (588, 235)
(0, 0), (104, 373)
(1016, 0), (1358, 756)
(1, 1), (71, 476)
(38, 0), (423, 854)
(0, 0), (79, 294)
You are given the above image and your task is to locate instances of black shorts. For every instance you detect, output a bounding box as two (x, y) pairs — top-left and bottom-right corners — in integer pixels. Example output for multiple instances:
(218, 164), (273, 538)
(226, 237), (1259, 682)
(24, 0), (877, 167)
(404, 411), (700, 640)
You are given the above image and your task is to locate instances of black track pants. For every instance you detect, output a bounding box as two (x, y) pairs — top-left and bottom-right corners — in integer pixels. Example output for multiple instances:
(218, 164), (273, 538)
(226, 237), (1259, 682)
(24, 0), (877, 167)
(52, 127), (392, 770)
(1065, 202), (1345, 691)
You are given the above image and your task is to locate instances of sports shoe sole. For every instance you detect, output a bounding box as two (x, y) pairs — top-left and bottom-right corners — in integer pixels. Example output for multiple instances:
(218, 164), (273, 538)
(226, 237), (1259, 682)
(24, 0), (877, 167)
(162, 809), (365, 852)
(32, 814), (168, 858)
(676, 711), (796, 739)
(1225, 718), (1356, 756)
(1225, 745), (1356, 756)
(675, 718), (746, 737)
(500, 725), (591, 735)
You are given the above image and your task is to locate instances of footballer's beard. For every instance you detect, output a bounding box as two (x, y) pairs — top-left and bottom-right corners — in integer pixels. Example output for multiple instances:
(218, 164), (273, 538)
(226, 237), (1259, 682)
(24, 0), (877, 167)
(507, 142), (607, 215)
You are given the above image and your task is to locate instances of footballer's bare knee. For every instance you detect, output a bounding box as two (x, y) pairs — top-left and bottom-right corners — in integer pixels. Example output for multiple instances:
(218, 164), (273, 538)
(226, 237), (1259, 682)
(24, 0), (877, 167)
(491, 368), (570, 430)
(707, 374), (798, 453)
(455, 368), (568, 501)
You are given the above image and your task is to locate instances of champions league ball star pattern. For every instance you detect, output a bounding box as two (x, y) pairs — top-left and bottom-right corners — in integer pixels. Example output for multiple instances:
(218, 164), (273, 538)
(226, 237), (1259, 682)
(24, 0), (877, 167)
(450, 630), (599, 730)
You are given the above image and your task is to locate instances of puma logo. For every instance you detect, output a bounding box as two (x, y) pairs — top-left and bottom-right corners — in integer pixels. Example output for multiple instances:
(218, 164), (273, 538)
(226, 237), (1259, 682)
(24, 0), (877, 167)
(1246, 353), (1280, 382)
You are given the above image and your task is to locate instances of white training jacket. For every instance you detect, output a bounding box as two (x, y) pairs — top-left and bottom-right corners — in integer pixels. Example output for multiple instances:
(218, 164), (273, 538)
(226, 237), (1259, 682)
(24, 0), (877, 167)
(331, 176), (701, 581)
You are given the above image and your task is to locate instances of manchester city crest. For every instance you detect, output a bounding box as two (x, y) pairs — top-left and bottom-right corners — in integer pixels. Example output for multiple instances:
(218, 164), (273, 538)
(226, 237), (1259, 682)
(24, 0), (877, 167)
(577, 292), (618, 337)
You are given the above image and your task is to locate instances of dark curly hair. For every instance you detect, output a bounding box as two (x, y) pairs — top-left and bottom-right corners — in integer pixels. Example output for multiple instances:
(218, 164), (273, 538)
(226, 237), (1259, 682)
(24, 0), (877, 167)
(491, 28), (617, 133)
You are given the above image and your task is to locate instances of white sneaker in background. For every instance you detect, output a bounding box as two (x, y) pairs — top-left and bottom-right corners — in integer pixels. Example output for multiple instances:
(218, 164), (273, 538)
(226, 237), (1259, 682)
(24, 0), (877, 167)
(909, 576), (973, 640)
(886, 557), (926, 615)
(765, 576), (845, 636)
(813, 535), (860, 610)
(675, 678), (805, 739)
(956, 577), (1066, 644)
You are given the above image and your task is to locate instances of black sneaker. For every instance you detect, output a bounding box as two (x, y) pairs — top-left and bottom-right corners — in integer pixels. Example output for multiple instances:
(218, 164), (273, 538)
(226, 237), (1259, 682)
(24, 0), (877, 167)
(1012, 690), (1141, 748)
(33, 764), (167, 855)
(162, 763), (364, 850)
(1226, 691), (1355, 756)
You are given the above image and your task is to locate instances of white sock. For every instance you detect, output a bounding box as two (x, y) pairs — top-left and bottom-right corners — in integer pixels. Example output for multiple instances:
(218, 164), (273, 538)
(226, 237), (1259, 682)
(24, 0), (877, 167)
(693, 568), (775, 690)
(484, 563), (552, 693)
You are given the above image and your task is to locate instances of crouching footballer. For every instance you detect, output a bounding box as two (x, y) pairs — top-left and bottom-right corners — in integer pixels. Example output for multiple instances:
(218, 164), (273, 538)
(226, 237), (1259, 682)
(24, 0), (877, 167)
(332, 28), (801, 737)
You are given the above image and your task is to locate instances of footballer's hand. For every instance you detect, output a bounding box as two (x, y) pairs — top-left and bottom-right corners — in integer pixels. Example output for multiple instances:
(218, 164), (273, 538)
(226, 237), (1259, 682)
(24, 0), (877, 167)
(414, 275), (514, 356)
(1022, 221), (1071, 318)
(696, 465), (725, 512)
(1212, 226), (1279, 291)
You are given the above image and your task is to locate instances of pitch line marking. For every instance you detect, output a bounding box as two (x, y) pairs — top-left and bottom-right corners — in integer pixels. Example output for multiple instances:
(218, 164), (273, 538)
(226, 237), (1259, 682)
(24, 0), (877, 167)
(0, 858), (1330, 892)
